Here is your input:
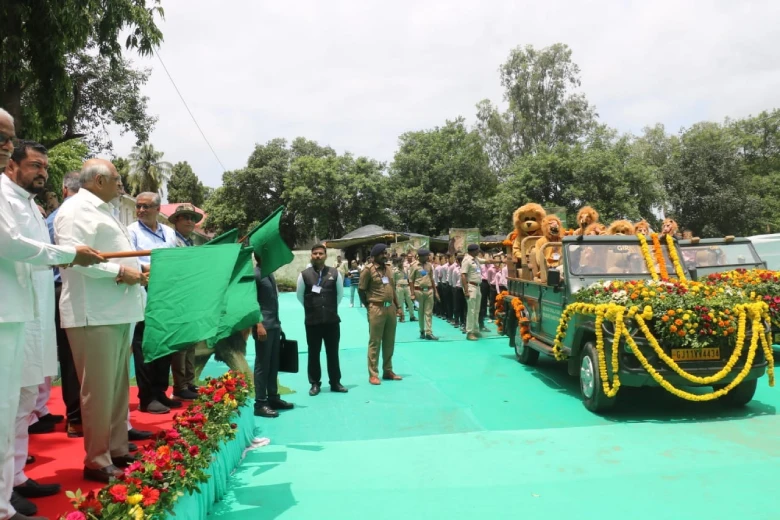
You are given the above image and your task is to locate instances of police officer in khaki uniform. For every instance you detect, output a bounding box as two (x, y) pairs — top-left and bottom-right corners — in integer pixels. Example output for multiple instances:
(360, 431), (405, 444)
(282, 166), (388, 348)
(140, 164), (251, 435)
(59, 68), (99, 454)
(394, 256), (415, 322)
(410, 248), (439, 341)
(358, 244), (403, 385)
(461, 244), (483, 341)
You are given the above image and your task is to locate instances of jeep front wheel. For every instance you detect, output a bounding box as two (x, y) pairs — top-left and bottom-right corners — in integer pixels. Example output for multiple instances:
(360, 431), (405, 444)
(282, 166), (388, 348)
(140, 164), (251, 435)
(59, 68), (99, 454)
(580, 341), (617, 413)
(515, 333), (539, 366)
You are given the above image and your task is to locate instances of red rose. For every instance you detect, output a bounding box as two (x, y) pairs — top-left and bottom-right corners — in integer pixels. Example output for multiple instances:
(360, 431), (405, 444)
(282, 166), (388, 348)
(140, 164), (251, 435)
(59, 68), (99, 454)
(109, 484), (128, 503)
(188, 445), (200, 456)
(152, 470), (164, 480)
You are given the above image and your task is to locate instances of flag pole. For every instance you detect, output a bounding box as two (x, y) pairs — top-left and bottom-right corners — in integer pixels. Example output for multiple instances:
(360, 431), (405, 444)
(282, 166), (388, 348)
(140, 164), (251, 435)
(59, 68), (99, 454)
(101, 250), (152, 259)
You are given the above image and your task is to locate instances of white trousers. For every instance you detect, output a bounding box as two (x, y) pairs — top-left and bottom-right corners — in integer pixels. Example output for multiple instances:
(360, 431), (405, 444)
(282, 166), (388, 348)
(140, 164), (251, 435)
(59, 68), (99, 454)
(28, 376), (52, 426)
(13, 386), (37, 487)
(0, 322), (25, 519)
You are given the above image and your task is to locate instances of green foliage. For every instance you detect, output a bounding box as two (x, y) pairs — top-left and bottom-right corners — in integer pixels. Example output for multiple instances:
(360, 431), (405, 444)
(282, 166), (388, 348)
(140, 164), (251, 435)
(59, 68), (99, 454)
(167, 161), (205, 206)
(113, 156), (131, 194)
(45, 139), (89, 196)
(0, 0), (164, 150)
(476, 43), (596, 172)
(128, 143), (172, 196)
(389, 117), (497, 236)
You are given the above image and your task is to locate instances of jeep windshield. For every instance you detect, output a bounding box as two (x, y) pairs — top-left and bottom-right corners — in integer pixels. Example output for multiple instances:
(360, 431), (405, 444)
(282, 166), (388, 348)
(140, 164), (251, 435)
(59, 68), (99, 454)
(679, 239), (764, 274)
(567, 243), (654, 276)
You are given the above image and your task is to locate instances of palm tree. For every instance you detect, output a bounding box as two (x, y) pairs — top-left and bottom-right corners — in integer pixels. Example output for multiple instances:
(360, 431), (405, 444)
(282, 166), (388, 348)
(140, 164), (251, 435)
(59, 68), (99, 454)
(128, 143), (172, 196)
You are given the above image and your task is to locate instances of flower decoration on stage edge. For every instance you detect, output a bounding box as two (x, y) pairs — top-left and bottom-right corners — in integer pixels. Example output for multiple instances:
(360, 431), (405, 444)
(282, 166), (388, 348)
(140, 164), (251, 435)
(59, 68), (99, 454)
(59, 370), (253, 520)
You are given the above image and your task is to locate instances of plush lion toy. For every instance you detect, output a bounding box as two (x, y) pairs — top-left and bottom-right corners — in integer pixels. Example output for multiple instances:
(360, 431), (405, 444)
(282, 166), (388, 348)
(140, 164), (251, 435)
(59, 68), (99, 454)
(608, 220), (635, 235)
(512, 203), (546, 264)
(533, 215), (563, 282)
(634, 219), (652, 237)
(584, 222), (607, 235)
(573, 206), (599, 235)
(660, 218), (679, 238)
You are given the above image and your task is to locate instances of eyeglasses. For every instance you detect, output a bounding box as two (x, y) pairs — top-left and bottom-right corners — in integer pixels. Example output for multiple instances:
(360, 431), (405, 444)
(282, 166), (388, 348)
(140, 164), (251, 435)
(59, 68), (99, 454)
(0, 133), (16, 146)
(178, 214), (196, 221)
(135, 203), (158, 210)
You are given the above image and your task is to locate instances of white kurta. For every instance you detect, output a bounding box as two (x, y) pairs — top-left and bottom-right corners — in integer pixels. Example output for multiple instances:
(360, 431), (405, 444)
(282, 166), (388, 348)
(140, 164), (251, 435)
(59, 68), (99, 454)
(0, 176), (58, 387)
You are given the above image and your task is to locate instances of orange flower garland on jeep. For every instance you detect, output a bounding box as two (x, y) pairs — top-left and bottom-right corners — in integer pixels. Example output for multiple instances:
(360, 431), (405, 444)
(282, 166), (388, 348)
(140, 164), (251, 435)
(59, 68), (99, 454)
(494, 291), (531, 341)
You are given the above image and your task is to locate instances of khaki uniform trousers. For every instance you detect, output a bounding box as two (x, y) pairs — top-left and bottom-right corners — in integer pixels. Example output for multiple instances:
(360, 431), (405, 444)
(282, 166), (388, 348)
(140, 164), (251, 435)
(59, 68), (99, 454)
(67, 324), (131, 469)
(466, 283), (481, 335)
(367, 303), (397, 378)
(172, 342), (199, 392)
(416, 288), (434, 335)
(396, 284), (413, 317)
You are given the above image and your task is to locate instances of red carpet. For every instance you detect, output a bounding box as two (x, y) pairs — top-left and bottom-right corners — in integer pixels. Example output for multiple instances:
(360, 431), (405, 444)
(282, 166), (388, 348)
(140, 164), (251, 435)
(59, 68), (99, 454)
(25, 386), (177, 519)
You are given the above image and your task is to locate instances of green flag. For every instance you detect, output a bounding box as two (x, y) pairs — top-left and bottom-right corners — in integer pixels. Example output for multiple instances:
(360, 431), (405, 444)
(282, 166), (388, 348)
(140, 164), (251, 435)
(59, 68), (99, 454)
(248, 206), (294, 276)
(142, 244), (241, 362)
(206, 228), (239, 245)
(208, 246), (261, 347)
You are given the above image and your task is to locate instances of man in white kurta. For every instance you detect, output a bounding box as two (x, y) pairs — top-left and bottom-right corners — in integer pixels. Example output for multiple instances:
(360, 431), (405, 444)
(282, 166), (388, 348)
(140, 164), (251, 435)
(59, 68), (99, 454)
(0, 144), (64, 503)
(0, 118), (103, 519)
(55, 159), (147, 483)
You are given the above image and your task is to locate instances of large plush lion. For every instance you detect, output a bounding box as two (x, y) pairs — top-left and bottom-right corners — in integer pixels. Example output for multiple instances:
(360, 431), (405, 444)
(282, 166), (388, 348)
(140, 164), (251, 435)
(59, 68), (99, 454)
(584, 222), (607, 235)
(634, 219), (652, 237)
(533, 215), (563, 283)
(573, 206), (599, 235)
(512, 203), (546, 264)
(660, 218), (679, 238)
(607, 220), (635, 235)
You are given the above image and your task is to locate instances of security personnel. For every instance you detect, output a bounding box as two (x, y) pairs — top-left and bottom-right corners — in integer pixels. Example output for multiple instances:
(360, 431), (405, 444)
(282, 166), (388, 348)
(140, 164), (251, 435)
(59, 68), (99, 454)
(410, 248), (439, 341)
(461, 244), (483, 341)
(394, 255), (415, 322)
(358, 244), (403, 385)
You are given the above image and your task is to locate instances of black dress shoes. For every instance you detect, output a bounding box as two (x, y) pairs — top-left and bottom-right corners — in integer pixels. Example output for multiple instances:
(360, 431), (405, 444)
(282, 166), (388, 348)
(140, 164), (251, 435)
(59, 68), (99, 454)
(309, 384), (321, 396)
(269, 398), (294, 410)
(140, 400), (170, 414)
(128, 428), (153, 441)
(38, 413), (64, 424)
(158, 395), (183, 409)
(13, 478), (60, 498)
(83, 465), (123, 483)
(112, 455), (137, 468)
(419, 332), (426, 339)
(10, 491), (37, 515)
(27, 421), (54, 434)
(425, 334), (439, 341)
(128, 443), (138, 452)
(254, 404), (279, 418)
(330, 384), (349, 393)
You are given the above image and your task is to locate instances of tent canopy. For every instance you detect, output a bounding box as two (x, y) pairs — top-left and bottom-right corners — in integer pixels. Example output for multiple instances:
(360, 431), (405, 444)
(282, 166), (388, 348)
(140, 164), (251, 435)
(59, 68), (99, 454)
(325, 225), (410, 249)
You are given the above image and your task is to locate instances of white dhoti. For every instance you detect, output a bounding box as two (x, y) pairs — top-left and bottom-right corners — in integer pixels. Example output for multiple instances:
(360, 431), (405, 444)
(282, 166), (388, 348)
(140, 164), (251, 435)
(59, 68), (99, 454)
(0, 322), (26, 519)
(13, 386), (37, 487)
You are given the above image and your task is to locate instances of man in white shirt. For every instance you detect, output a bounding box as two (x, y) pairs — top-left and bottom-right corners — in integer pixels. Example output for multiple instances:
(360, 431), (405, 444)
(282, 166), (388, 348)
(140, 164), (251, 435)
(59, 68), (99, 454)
(0, 122), (103, 520)
(55, 159), (147, 484)
(126, 192), (182, 414)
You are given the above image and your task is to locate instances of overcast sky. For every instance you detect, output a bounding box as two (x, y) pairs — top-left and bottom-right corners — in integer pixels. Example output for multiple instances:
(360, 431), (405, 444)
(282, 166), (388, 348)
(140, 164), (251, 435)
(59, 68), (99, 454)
(106, 0), (780, 189)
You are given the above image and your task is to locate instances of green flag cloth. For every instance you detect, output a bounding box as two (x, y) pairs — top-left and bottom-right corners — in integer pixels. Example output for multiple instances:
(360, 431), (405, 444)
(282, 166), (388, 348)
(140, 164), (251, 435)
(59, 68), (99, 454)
(206, 228), (239, 245)
(248, 206), (294, 276)
(142, 244), (241, 362)
(208, 246), (261, 347)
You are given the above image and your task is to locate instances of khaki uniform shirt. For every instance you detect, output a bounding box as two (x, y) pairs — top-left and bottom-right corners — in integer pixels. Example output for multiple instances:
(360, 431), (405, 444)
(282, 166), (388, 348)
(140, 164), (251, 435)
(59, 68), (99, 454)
(359, 262), (396, 304)
(410, 261), (435, 290)
(461, 254), (482, 286)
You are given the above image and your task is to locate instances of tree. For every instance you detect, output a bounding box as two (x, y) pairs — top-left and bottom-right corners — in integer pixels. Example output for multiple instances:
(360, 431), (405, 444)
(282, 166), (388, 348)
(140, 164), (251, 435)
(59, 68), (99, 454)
(113, 157), (132, 195)
(662, 122), (760, 237)
(45, 139), (89, 197)
(128, 143), (172, 196)
(167, 161), (205, 206)
(0, 1), (164, 148)
(389, 117), (497, 236)
(476, 43), (597, 172)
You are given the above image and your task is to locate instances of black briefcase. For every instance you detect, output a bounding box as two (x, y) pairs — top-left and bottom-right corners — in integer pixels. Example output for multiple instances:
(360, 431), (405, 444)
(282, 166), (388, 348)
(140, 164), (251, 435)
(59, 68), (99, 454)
(279, 331), (299, 373)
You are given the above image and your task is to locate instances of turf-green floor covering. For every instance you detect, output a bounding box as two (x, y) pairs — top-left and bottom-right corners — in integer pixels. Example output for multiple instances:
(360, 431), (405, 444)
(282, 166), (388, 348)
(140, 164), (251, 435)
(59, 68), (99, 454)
(204, 293), (780, 519)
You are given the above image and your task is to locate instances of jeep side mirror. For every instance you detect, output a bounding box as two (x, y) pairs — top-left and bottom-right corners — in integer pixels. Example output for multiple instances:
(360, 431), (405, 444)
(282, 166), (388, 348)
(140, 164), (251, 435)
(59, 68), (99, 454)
(688, 267), (698, 281)
(547, 269), (561, 287)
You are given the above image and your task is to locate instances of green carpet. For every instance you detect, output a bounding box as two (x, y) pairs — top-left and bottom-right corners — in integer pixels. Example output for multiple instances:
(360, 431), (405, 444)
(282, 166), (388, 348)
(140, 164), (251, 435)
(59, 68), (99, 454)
(205, 293), (780, 519)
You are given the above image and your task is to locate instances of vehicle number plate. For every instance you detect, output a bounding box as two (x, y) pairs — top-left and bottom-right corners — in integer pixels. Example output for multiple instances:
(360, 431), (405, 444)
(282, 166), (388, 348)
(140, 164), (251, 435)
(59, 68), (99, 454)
(671, 348), (720, 361)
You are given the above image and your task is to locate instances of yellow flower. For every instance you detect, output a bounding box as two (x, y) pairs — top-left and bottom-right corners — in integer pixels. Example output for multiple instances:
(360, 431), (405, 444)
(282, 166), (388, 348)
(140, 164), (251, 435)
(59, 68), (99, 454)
(127, 494), (144, 506)
(683, 314), (690, 321)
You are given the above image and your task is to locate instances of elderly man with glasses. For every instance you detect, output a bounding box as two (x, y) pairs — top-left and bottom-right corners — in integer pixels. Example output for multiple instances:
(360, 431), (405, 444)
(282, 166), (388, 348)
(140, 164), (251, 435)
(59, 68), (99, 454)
(127, 193), (180, 414)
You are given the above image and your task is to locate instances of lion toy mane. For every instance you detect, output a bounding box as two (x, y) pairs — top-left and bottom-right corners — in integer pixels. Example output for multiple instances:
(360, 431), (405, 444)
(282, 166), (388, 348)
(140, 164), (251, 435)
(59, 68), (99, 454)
(661, 218), (678, 238)
(533, 215), (563, 282)
(607, 220), (635, 235)
(512, 203), (546, 263)
(634, 219), (652, 237)
(573, 206), (599, 235)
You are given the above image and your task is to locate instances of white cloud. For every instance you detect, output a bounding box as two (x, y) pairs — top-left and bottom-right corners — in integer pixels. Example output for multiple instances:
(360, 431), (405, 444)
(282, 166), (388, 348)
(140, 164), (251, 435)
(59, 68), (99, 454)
(107, 0), (780, 188)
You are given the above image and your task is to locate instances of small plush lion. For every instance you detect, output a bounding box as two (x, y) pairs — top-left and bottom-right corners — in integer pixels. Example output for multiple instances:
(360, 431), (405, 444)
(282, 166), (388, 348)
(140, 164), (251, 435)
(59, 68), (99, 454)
(533, 215), (563, 282)
(660, 218), (679, 238)
(573, 206), (599, 235)
(634, 219), (652, 237)
(584, 222), (607, 236)
(607, 220), (635, 235)
(512, 203), (546, 264)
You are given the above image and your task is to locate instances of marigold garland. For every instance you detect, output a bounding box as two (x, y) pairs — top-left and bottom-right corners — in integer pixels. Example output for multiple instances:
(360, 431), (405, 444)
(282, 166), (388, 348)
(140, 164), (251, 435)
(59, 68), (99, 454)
(651, 233), (670, 281)
(511, 297), (532, 342)
(549, 300), (774, 401)
(494, 291), (509, 333)
(636, 233), (659, 282)
(665, 233), (687, 281)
